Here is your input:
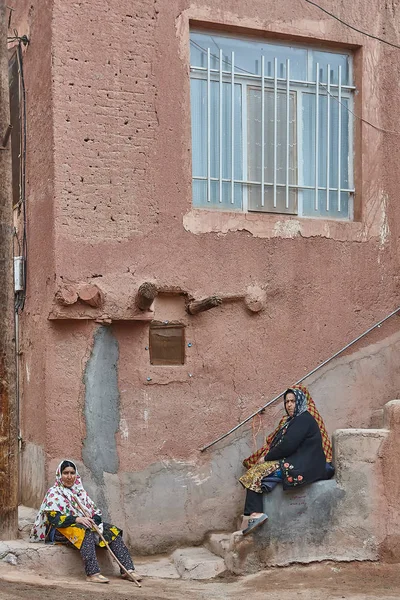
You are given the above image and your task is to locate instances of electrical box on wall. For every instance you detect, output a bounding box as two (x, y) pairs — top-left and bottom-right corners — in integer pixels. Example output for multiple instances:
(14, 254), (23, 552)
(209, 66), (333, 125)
(14, 256), (24, 292)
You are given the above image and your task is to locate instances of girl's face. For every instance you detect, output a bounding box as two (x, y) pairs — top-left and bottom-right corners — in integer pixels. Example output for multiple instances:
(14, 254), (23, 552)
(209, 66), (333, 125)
(284, 392), (296, 417)
(61, 466), (76, 488)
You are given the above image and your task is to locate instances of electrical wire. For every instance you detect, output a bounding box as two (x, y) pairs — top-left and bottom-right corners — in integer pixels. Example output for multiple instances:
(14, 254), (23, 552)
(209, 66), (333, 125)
(302, 0), (400, 50)
(14, 38), (27, 312)
(190, 39), (400, 136)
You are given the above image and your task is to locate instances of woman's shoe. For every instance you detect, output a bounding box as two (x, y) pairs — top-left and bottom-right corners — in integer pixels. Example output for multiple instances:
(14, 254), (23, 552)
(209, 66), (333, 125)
(86, 573), (110, 583)
(121, 569), (142, 583)
(241, 513), (268, 536)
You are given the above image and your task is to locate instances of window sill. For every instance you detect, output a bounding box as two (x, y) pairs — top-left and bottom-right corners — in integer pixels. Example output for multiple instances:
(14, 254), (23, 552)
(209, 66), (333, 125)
(183, 208), (379, 242)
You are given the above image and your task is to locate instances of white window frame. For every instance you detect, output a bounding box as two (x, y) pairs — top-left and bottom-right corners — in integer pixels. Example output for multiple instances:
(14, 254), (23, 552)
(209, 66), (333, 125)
(190, 32), (355, 220)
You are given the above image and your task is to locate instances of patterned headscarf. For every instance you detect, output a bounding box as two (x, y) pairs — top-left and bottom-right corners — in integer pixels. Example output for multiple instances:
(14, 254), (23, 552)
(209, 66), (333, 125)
(286, 388), (308, 418)
(243, 384), (333, 469)
(30, 460), (101, 542)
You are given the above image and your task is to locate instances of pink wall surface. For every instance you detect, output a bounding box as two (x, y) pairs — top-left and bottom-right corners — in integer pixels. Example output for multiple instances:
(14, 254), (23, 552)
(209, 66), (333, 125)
(11, 0), (400, 550)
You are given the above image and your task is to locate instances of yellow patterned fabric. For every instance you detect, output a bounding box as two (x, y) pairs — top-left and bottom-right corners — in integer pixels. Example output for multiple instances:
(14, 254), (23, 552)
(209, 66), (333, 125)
(239, 460), (280, 492)
(242, 385), (333, 469)
(55, 524), (86, 550)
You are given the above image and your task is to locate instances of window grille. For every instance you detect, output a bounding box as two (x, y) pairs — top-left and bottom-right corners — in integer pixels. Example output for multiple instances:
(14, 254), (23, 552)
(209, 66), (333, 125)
(190, 32), (355, 220)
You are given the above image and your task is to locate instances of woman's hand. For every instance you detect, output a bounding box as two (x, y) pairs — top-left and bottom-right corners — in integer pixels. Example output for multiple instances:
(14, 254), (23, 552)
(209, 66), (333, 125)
(75, 516), (95, 529)
(256, 456), (265, 465)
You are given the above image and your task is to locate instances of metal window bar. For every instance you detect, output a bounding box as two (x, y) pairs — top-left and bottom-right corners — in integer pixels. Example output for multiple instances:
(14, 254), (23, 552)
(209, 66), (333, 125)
(286, 58), (290, 209)
(200, 305), (400, 452)
(190, 64), (356, 91)
(219, 49), (223, 203)
(192, 175), (353, 193)
(231, 51), (235, 204)
(337, 65), (342, 212)
(315, 62), (319, 211)
(191, 50), (355, 216)
(207, 48), (211, 203)
(326, 64), (331, 211)
(261, 56), (265, 207)
(273, 57), (278, 208)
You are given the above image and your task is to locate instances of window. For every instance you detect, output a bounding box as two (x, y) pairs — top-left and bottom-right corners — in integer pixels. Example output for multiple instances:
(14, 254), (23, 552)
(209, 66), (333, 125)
(190, 32), (354, 220)
(149, 323), (185, 365)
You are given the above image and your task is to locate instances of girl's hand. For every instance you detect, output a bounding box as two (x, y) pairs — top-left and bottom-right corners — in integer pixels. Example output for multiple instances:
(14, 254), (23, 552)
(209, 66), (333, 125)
(256, 456), (265, 465)
(75, 516), (95, 529)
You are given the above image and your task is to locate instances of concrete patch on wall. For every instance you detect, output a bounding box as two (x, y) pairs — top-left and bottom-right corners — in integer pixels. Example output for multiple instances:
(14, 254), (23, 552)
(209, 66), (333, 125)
(19, 442), (46, 509)
(120, 429), (252, 554)
(82, 326), (120, 519)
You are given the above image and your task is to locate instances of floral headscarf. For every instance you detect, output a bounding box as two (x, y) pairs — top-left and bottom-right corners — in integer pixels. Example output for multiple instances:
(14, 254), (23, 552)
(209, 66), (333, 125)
(30, 460), (101, 542)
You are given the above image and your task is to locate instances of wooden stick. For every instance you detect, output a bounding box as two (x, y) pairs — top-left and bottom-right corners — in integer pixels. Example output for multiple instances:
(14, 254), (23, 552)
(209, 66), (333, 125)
(186, 295), (222, 315)
(72, 495), (141, 587)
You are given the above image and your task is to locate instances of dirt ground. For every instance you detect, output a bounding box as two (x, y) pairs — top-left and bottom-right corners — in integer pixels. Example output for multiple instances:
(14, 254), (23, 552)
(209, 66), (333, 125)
(1, 561), (400, 600)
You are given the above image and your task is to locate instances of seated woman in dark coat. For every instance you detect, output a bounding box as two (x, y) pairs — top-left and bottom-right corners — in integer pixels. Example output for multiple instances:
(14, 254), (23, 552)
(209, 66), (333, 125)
(239, 385), (333, 535)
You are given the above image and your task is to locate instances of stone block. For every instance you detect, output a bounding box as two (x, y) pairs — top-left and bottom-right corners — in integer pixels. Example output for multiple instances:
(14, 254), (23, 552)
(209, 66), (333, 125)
(204, 533), (231, 559)
(172, 547), (227, 579)
(384, 400), (400, 430)
(0, 540), (118, 577)
(135, 556), (179, 579)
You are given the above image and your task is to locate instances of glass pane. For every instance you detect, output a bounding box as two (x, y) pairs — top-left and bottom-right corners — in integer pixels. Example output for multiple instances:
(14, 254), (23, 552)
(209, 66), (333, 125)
(302, 93), (351, 217)
(191, 79), (207, 178)
(191, 77), (243, 209)
(311, 51), (351, 86)
(247, 87), (297, 213)
(190, 32), (308, 80)
(248, 185), (297, 214)
(301, 190), (350, 219)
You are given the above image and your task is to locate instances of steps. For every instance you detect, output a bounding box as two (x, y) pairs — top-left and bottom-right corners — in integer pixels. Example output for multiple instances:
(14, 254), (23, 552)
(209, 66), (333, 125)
(6, 399), (400, 579)
(0, 506), (227, 580)
(172, 547), (227, 579)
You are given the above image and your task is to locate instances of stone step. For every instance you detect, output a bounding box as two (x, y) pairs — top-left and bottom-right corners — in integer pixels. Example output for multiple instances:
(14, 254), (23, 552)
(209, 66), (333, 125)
(204, 532), (231, 559)
(0, 538), (181, 579)
(135, 556), (180, 579)
(172, 547), (227, 580)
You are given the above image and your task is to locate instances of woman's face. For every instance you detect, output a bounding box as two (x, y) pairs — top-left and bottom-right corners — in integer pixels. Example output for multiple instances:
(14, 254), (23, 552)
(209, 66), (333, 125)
(284, 392), (296, 417)
(61, 466), (76, 488)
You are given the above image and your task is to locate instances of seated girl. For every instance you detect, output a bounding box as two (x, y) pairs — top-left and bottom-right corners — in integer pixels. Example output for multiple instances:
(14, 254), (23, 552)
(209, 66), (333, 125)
(30, 460), (140, 584)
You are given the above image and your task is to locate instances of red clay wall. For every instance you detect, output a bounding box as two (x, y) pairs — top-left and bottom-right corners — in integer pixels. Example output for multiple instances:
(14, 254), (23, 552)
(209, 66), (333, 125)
(11, 0), (400, 549)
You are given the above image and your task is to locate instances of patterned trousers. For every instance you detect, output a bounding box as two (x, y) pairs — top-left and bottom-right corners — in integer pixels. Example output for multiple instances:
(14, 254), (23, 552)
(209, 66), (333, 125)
(54, 528), (134, 576)
(80, 530), (135, 576)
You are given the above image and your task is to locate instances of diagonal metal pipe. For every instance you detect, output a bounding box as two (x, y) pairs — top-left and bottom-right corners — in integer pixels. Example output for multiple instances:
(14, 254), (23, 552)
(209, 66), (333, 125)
(200, 306), (400, 452)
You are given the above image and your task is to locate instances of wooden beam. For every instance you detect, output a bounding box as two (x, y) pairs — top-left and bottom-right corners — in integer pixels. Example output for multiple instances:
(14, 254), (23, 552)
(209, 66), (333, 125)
(55, 284), (78, 306)
(79, 284), (103, 308)
(0, 0), (18, 539)
(187, 295), (222, 315)
(135, 282), (158, 311)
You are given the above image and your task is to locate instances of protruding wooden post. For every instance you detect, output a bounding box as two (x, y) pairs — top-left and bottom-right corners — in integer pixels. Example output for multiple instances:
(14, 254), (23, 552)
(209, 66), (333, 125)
(135, 282), (157, 311)
(79, 284), (103, 308)
(187, 295), (222, 315)
(0, 0), (18, 539)
(55, 284), (78, 306)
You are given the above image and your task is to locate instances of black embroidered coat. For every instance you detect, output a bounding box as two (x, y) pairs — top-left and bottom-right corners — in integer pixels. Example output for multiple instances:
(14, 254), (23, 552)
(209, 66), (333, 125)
(264, 411), (327, 490)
